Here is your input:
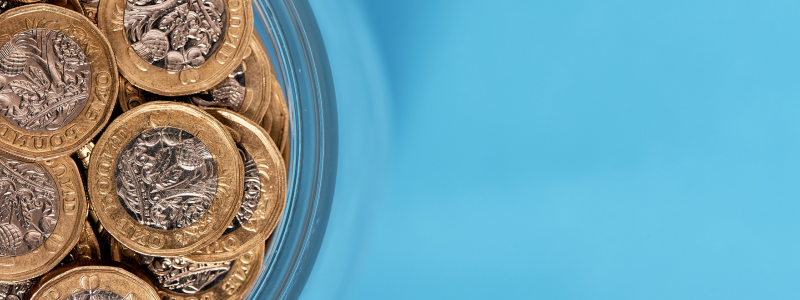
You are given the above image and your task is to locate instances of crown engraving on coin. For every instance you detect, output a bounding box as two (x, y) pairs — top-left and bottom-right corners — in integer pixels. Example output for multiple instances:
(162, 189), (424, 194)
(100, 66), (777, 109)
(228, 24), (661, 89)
(115, 127), (217, 230)
(0, 28), (91, 133)
(0, 154), (59, 256)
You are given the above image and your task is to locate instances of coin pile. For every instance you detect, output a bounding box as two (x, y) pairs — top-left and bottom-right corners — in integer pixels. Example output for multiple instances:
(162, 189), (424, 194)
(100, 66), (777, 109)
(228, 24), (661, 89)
(0, 0), (290, 298)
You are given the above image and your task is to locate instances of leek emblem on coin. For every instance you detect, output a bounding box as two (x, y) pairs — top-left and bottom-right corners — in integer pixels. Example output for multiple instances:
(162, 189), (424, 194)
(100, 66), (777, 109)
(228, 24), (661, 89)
(0, 5), (118, 160)
(0, 153), (86, 281)
(98, 0), (254, 96)
(88, 102), (243, 256)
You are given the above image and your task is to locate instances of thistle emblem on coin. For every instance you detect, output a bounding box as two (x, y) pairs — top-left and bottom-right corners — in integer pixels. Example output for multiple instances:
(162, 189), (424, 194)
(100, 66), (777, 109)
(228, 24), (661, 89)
(0, 29), (92, 133)
(0, 154), (59, 256)
(123, 0), (226, 71)
(115, 127), (217, 230)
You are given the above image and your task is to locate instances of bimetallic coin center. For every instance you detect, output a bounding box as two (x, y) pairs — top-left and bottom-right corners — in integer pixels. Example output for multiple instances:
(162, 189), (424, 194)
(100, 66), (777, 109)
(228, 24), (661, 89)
(0, 29), (92, 133)
(0, 154), (60, 257)
(123, 0), (228, 71)
(115, 127), (217, 230)
(65, 290), (125, 300)
(225, 146), (259, 234)
(139, 255), (231, 294)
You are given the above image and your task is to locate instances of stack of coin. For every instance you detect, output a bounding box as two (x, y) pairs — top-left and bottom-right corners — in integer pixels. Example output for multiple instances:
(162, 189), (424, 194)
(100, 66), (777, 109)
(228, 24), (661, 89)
(0, 0), (290, 298)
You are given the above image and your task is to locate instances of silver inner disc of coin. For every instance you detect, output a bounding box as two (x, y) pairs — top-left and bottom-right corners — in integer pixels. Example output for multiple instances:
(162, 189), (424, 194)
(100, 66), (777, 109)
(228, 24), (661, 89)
(0, 154), (60, 257)
(115, 127), (217, 230)
(139, 255), (231, 294)
(65, 290), (125, 300)
(123, 0), (228, 71)
(0, 29), (92, 133)
(224, 146), (260, 234)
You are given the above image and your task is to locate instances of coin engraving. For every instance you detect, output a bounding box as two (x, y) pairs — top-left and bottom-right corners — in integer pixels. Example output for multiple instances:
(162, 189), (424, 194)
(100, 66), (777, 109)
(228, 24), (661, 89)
(139, 255), (230, 294)
(0, 278), (36, 300)
(225, 146), (258, 234)
(122, 64), (246, 112)
(0, 153), (59, 256)
(65, 290), (125, 300)
(0, 29), (92, 133)
(123, 0), (227, 71)
(115, 127), (217, 230)
(190, 64), (245, 110)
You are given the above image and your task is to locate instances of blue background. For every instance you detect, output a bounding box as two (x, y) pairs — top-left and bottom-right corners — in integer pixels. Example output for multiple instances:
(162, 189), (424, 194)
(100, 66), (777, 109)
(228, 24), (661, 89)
(299, 1), (800, 299)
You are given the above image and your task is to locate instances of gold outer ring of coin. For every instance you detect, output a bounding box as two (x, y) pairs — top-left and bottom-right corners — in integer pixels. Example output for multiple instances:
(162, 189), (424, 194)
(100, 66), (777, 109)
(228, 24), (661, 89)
(111, 243), (265, 300)
(27, 265), (159, 300)
(97, 0), (254, 96)
(87, 102), (244, 256)
(117, 34), (273, 124)
(186, 108), (286, 262)
(261, 75), (290, 168)
(0, 5), (119, 161)
(0, 156), (87, 282)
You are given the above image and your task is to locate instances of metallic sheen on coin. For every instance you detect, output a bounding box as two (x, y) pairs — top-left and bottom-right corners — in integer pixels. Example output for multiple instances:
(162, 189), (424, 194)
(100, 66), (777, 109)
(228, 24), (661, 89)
(0, 5), (119, 160)
(0, 153), (87, 281)
(88, 102), (243, 256)
(186, 109), (285, 262)
(261, 74), (289, 168)
(97, 0), (254, 96)
(0, 277), (36, 300)
(118, 35), (273, 124)
(124, 244), (264, 300)
(27, 265), (159, 300)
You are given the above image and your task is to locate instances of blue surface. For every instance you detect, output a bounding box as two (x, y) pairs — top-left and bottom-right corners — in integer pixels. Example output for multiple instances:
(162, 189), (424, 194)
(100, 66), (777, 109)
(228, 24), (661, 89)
(301, 0), (800, 299)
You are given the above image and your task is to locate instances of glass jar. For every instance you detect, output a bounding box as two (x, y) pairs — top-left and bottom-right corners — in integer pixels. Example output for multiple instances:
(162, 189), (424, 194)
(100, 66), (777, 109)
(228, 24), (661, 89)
(246, 0), (338, 299)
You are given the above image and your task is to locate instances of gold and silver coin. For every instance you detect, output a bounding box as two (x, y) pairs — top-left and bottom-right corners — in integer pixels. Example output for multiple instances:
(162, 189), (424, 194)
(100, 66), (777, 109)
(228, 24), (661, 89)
(98, 0), (254, 96)
(28, 265), (160, 300)
(0, 5), (119, 160)
(112, 243), (264, 299)
(88, 102), (243, 256)
(118, 35), (274, 124)
(0, 153), (87, 281)
(186, 109), (285, 262)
